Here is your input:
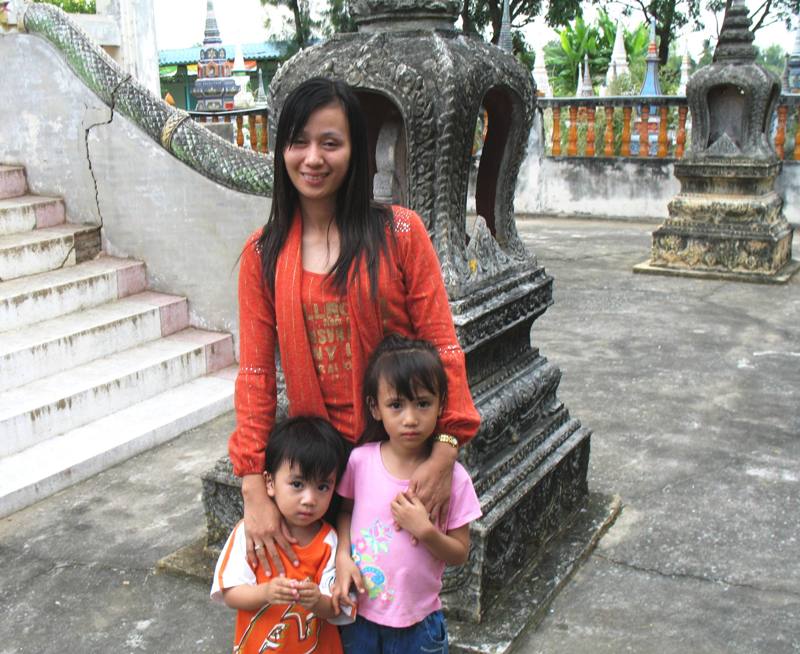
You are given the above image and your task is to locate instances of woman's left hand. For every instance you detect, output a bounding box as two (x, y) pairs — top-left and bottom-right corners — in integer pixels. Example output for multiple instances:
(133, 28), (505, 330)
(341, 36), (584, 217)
(407, 441), (457, 531)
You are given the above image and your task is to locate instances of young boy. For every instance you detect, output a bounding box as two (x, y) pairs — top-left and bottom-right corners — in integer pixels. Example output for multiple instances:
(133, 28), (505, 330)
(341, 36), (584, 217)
(211, 416), (349, 654)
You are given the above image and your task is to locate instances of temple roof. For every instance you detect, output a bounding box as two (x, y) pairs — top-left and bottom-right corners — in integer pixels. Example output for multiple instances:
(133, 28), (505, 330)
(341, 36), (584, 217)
(158, 41), (291, 66)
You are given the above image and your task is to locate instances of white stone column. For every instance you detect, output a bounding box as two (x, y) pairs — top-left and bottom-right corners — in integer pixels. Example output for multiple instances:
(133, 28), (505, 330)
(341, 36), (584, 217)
(98, 0), (160, 95)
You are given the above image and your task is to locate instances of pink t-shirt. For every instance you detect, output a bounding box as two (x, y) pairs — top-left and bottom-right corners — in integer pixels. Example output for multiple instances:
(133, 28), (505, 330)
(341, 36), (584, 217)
(337, 442), (482, 628)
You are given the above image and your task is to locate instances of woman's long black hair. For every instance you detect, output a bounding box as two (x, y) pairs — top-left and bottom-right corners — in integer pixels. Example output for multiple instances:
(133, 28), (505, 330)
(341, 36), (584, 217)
(257, 77), (392, 296)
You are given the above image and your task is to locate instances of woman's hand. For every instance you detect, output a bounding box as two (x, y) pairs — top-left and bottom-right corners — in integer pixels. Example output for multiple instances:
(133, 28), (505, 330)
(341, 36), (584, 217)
(407, 441), (457, 531)
(332, 550), (364, 615)
(241, 474), (298, 574)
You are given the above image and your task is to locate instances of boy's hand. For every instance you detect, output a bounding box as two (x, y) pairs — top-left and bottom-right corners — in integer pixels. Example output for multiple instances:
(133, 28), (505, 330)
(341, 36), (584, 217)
(264, 575), (301, 605)
(391, 491), (433, 541)
(332, 552), (365, 615)
(296, 578), (321, 610)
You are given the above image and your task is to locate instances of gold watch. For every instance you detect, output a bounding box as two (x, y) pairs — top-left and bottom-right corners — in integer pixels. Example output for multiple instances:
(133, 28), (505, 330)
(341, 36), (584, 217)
(434, 433), (459, 449)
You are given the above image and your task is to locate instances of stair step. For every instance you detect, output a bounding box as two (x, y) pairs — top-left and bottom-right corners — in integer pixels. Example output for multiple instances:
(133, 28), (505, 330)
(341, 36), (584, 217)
(0, 328), (235, 457)
(0, 256), (146, 331)
(0, 195), (65, 236)
(0, 291), (189, 392)
(0, 224), (98, 281)
(0, 365), (237, 519)
(0, 165), (27, 200)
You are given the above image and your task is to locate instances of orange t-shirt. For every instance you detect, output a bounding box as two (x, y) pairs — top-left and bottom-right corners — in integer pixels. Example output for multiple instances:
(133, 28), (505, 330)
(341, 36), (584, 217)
(301, 271), (355, 438)
(211, 521), (343, 654)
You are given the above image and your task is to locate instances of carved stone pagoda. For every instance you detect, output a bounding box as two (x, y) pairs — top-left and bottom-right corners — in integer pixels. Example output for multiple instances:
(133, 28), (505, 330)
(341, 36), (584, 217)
(191, 0), (238, 111)
(636, 0), (798, 282)
(201, 1), (608, 650)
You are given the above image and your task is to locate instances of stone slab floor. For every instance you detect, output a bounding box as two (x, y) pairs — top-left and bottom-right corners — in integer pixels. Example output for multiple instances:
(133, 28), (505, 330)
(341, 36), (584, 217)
(0, 217), (798, 653)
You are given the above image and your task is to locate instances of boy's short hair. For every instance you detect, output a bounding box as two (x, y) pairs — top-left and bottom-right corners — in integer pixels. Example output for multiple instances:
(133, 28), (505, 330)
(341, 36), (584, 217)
(265, 416), (346, 482)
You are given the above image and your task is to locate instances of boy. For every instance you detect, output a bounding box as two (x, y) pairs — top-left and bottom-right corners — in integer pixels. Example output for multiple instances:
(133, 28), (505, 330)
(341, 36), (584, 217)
(211, 416), (349, 654)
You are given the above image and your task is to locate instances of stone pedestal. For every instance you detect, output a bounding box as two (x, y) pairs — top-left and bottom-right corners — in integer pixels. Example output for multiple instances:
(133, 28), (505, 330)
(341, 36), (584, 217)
(636, 159), (798, 281)
(635, 0), (798, 283)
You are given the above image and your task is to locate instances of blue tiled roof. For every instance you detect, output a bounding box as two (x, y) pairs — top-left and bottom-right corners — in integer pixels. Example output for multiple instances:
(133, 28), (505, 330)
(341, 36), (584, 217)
(159, 41), (291, 65)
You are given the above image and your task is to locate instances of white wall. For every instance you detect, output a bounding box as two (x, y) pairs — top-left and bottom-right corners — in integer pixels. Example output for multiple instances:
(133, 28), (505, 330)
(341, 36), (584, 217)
(515, 111), (800, 227)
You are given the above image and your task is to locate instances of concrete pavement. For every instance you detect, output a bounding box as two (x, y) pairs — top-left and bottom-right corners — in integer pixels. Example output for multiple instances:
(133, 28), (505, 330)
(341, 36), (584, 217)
(1, 217), (797, 653)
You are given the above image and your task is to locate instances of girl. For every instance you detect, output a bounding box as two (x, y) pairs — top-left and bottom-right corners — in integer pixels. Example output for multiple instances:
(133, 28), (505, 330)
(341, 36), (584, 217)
(334, 334), (482, 653)
(229, 77), (481, 577)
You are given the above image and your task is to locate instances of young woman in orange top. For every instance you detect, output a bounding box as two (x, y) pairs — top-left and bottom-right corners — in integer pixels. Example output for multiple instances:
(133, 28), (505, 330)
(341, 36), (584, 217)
(229, 77), (480, 577)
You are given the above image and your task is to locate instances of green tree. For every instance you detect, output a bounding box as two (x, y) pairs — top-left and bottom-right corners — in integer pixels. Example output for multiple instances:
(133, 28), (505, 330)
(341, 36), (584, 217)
(599, 0), (701, 66)
(33, 0), (95, 13)
(544, 12), (649, 96)
(324, 0), (356, 35)
(706, 0), (800, 35)
(756, 44), (787, 76)
(461, 0), (582, 43)
(261, 0), (315, 51)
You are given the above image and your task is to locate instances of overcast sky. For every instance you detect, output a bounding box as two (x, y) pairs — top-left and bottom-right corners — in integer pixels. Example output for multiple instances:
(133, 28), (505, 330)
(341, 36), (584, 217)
(152, 0), (795, 59)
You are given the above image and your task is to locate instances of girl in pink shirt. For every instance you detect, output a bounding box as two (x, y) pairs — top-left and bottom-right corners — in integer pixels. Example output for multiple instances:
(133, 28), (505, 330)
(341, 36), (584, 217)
(333, 335), (482, 653)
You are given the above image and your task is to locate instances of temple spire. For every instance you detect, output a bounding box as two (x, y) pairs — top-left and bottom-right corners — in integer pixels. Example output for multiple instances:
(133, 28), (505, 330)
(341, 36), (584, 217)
(203, 0), (222, 46)
(498, 0), (512, 53)
(639, 21), (662, 96)
(787, 24), (800, 92)
(580, 53), (594, 96)
(533, 40), (552, 97)
(678, 46), (691, 95)
(606, 20), (629, 88)
(713, 0), (756, 63)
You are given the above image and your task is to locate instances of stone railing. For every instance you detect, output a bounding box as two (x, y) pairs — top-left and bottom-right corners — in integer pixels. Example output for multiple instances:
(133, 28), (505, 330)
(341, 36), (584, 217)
(537, 95), (689, 158)
(537, 94), (800, 161)
(12, 1), (273, 196)
(189, 107), (270, 153)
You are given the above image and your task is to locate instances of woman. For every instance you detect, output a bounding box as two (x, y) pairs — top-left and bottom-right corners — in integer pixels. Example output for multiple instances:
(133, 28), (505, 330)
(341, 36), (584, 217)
(229, 77), (480, 575)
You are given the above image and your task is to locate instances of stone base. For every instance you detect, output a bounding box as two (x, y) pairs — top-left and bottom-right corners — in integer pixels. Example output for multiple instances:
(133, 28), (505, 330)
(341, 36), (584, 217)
(157, 537), (216, 580)
(448, 492), (621, 654)
(633, 258), (800, 284)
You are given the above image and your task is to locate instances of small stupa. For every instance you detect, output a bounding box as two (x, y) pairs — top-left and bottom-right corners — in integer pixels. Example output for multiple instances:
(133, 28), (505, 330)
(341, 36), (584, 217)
(191, 0), (239, 111)
(636, 0), (798, 282)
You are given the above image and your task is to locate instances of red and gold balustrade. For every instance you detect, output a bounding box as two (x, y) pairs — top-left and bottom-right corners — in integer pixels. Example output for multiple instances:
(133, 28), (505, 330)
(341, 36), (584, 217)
(188, 107), (269, 154)
(537, 95), (800, 161)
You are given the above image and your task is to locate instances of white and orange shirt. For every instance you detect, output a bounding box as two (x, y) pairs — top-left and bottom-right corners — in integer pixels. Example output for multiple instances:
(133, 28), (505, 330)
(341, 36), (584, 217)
(211, 520), (343, 654)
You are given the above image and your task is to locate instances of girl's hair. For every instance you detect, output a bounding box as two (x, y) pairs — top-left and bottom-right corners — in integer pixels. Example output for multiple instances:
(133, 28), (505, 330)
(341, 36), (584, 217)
(257, 77), (392, 296)
(265, 416), (347, 482)
(360, 334), (448, 444)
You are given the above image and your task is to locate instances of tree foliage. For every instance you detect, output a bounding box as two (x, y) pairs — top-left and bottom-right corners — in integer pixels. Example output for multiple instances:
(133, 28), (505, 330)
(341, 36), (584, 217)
(543, 11), (649, 96)
(461, 0), (582, 44)
(33, 0), (95, 13)
(706, 0), (800, 35)
(260, 0), (314, 50)
(324, 0), (356, 35)
(604, 0), (799, 67)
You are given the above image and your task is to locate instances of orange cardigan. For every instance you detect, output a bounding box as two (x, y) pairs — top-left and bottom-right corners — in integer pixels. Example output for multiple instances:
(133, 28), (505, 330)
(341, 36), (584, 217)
(229, 206), (480, 477)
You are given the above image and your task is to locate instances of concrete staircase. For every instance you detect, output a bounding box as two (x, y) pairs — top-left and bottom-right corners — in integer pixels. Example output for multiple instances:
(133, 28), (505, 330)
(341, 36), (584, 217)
(0, 164), (236, 518)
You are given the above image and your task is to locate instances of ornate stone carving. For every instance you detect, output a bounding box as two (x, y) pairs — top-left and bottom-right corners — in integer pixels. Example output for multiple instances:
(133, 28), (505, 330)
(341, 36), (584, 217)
(267, 26), (535, 299)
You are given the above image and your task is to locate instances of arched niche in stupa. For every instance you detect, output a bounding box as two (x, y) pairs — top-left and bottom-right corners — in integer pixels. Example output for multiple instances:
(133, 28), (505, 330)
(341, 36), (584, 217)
(355, 90), (408, 207)
(706, 84), (747, 150)
(474, 85), (523, 244)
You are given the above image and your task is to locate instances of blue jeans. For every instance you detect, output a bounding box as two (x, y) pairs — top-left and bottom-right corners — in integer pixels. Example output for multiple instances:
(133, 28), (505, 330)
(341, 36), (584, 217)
(340, 611), (448, 654)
